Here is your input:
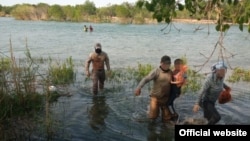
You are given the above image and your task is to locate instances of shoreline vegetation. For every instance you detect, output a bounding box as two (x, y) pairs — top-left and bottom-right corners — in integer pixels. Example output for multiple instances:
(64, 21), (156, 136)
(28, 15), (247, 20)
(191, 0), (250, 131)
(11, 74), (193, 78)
(1, 15), (239, 26)
(0, 1), (222, 25)
(1, 1), (248, 27)
(0, 13), (218, 25)
(1, 15), (218, 25)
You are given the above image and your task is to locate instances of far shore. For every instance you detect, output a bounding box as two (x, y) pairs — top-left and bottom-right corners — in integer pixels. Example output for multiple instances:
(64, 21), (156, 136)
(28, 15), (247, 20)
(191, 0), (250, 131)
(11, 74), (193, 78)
(1, 16), (242, 25)
(172, 18), (217, 24)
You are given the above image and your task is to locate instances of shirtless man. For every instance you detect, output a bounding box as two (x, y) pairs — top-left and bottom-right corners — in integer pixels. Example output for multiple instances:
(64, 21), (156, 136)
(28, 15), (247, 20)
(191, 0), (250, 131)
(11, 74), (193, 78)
(85, 43), (110, 95)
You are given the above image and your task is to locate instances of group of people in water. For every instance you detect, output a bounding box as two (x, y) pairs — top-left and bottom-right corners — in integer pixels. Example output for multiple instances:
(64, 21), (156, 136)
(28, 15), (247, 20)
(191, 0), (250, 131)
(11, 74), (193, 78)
(85, 43), (232, 125)
(84, 25), (93, 32)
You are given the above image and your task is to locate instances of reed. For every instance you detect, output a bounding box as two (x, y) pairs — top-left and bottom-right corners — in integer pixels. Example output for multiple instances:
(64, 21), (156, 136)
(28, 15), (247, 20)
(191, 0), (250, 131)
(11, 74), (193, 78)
(48, 56), (75, 85)
(0, 38), (76, 140)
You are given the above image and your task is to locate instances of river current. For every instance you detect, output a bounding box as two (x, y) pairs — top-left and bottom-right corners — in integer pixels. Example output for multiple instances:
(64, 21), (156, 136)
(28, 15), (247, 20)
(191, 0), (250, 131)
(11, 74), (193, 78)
(1, 17), (250, 141)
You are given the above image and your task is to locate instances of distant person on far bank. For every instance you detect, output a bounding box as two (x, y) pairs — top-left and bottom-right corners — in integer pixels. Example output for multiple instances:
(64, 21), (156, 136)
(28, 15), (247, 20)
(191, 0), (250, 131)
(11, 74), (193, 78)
(192, 61), (231, 125)
(85, 43), (111, 95)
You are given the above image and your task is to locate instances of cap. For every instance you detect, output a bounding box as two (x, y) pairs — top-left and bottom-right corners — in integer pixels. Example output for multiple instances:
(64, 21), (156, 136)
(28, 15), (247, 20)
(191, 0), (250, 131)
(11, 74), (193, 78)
(161, 55), (171, 64)
(211, 61), (227, 72)
(95, 43), (102, 49)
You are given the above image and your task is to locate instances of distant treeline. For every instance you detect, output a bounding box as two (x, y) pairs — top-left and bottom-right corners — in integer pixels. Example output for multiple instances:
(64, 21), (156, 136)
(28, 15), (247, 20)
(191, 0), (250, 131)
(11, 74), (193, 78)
(0, 0), (219, 24)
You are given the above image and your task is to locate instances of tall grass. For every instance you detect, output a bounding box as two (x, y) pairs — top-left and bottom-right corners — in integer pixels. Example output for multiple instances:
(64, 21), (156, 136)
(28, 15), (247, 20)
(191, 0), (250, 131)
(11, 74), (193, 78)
(48, 56), (75, 85)
(0, 39), (76, 140)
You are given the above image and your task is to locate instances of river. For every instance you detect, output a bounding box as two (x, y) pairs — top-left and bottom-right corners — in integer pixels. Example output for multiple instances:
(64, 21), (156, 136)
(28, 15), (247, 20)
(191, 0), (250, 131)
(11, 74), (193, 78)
(1, 17), (250, 141)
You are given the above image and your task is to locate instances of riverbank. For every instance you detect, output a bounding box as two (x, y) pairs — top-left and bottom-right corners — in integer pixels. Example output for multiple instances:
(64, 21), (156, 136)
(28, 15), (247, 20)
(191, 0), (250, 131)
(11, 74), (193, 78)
(0, 15), (217, 25)
(172, 18), (217, 24)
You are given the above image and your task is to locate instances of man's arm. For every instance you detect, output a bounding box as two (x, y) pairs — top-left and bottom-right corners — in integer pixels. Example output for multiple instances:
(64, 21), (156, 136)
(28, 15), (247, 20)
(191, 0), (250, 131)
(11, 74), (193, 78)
(195, 75), (211, 105)
(193, 75), (212, 112)
(105, 53), (110, 71)
(85, 53), (92, 77)
(134, 68), (158, 96)
(136, 68), (158, 89)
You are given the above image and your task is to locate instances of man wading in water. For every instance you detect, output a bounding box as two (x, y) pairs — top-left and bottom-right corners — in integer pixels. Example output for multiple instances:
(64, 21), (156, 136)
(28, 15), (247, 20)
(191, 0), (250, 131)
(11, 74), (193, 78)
(85, 43), (111, 95)
(134, 55), (173, 123)
(192, 61), (231, 125)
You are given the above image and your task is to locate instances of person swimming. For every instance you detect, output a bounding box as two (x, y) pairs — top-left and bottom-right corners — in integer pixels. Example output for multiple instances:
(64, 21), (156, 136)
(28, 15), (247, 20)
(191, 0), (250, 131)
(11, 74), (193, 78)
(89, 25), (93, 32)
(83, 25), (88, 32)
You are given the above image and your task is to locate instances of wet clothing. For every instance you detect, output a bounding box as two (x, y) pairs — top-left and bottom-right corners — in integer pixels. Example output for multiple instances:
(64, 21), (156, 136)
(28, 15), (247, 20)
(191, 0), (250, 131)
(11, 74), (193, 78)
(167, 84), (180, 115)
(203, 100), (221, 125)
(196, 73), (229, 125)
(85, 51), (110, 95)
(136, 67), (172, 122)
(167, 68), (187, 114)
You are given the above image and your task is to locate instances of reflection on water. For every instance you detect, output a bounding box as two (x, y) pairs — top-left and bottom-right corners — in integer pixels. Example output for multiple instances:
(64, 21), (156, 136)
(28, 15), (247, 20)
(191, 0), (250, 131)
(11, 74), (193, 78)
(1, 71), (249, 140)
(88, 96), (109, 133)
(35, 77), (250, 141)
(147, 122), (174, 141)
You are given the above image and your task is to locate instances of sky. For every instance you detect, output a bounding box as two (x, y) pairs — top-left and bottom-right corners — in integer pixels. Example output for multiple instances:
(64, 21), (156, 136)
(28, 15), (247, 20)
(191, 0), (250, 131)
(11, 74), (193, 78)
(0, 0), (138, 7)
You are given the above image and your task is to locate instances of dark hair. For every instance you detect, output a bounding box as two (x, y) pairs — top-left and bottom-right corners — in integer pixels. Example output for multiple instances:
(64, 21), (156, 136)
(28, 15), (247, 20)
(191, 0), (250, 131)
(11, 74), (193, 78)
(161, 55), (171, 64)
(174, 59), (184, 65)
(95, 43), (102, 48)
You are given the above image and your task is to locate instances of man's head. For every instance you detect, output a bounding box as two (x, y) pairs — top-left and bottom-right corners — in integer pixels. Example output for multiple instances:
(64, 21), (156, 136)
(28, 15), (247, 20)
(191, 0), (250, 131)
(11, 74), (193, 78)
(160, 55), (171, 71)
(211, 61), (227, 79)
(94, 43), (102, 54)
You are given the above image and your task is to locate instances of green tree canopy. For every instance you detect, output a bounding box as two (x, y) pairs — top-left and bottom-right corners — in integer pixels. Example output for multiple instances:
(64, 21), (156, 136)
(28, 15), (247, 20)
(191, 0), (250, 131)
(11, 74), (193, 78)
(36, 3), (49, 20)
(115, 5), (131, 18)
(137, 0), (250, 32)
(48, 4), (65, 21)
(62, 5), (74, 21)
(11, 4), (37, 20)
(81, 0), (96, 15)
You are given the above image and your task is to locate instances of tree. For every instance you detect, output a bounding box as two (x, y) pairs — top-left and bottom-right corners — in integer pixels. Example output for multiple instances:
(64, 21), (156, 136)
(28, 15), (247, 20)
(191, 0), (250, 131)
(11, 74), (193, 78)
(1, 5), (14, 15)
(48, 4), (65, 21)
(72, 5), (84, 21)
(36, 3), (49, 20)
(136, 0), (250, 32)
(115, 5), (131, 18)
(11, 4), (38, 20)
(62, 5), (74, 21)
(82, 0), (97, 15)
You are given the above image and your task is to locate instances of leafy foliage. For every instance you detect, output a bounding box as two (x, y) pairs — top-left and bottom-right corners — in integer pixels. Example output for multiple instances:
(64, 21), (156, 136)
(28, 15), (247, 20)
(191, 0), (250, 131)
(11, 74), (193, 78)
(48, 4), (65, 21)
(10, 4), (37, 20)
(137, 0), (182, 23)
(228, 67), (250, 82)
(0, 58), (11, 71)
(81, 0), (97, 15)
(132, 63), (154, 82)
(137, 0), (250, 32)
